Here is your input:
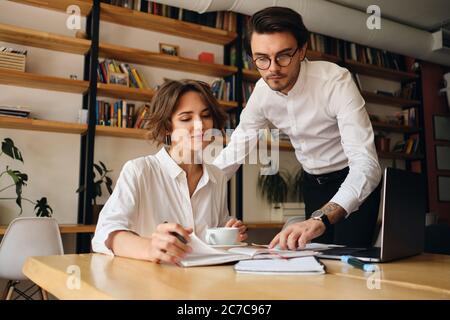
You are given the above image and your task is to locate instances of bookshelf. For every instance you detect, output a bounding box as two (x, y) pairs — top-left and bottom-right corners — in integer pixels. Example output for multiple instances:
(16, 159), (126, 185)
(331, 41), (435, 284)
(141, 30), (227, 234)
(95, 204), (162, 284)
(99, 2), (237, 45)
(11, 0), (238, 45)
(2, 0), (243, 247)
(0, 68), (89, 93)
(0, 68), (237, 109)
(99, 42), (237, 77)
(344, 59), (419, 82)
(11, 0), (93, 16)
(0, 23), (91, 55)
(371, 121), (420, 134)
(0, 116), (86, 135)
(361, 91), (421, 108)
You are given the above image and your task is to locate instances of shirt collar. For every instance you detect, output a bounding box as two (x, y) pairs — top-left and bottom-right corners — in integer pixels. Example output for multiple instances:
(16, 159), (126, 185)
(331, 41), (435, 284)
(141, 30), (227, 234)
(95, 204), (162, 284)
(155, 147), (216, 184)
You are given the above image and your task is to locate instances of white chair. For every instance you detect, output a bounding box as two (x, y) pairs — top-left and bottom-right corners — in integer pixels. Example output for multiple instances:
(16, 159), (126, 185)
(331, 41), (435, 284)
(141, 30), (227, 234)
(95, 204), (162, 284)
(0, 217), (64, 300)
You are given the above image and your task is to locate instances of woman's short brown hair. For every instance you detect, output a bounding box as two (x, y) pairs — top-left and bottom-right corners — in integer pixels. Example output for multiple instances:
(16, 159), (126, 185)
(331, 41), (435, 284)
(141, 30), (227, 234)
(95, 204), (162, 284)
(146, 79), (227, 145)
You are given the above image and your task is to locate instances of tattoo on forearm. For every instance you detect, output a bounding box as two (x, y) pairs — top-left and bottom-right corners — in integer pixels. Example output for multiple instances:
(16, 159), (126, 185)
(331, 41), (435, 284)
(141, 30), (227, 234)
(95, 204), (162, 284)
(321, 202), (346, 224)
(321, 202), (342, 215)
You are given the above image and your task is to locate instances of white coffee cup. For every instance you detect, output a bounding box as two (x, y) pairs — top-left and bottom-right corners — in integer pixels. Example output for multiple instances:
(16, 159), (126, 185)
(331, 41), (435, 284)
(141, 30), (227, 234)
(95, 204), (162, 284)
(205, 227), (239, 245)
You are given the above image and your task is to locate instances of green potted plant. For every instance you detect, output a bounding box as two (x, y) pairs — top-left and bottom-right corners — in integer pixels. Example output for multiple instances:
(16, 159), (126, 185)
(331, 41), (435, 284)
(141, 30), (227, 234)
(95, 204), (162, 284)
(257, 167), (305, 221)
(0, 138), (53, 217)
(285, 167), (306, 218)
(257, 170), (289, 221)
(76, 161), (113, 224)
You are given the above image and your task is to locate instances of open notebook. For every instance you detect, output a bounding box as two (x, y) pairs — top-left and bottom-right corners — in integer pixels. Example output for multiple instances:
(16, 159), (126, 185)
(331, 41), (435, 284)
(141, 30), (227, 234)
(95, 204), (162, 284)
(179, 234), (318, 267)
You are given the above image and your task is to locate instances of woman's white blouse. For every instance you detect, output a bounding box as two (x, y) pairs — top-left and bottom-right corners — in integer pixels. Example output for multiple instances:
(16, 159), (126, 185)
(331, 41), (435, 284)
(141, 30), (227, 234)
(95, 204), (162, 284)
(92, 147), (230, 255)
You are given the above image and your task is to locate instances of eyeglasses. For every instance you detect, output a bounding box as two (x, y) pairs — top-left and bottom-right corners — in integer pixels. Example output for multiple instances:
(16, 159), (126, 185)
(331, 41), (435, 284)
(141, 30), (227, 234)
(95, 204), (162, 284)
(252, 47), (299, 70)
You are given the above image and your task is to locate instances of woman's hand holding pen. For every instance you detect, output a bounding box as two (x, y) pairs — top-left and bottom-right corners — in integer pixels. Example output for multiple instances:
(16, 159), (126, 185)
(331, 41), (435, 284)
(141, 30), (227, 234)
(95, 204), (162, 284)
(148, 222), (193, 265)
(225, 218), (248, 242)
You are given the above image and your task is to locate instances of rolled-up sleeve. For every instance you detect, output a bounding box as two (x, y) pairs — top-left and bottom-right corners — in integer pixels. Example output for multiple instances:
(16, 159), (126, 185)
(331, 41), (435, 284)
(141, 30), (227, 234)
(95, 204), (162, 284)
(328, 69), (382, 216)
(91, 160), (140, 255)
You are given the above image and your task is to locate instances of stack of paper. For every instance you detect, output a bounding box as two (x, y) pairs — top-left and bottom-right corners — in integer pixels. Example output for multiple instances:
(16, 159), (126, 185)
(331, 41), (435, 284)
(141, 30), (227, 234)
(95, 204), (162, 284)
(234, 256), (326, 275)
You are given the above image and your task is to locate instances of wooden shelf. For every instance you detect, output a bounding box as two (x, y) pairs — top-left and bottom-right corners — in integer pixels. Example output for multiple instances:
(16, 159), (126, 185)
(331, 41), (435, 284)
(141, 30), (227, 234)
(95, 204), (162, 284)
(12, 0), (93, 16)
(96, 126), (150, 140)
(0, 23), (91, 55)
(242, 69), (260, 82)
(0, 224), (96, 235)
(306, 50), (341, 63)
(97, 83), (237, 109)
(100, 2), (237, 45)
(345, 59), (419, 82)
(97, 82), (154, 101)
(378, 151), (424, 160)
(362, 91), (420, 108)
(0, 68), (88, 94)
(99, 42), (237, 78)
(0, 116), (86, 135)
(11, 0), (237, 45)
(0, 116), (150, 140)
(0, 69), (237, 110)
(372, 121), (420, 133)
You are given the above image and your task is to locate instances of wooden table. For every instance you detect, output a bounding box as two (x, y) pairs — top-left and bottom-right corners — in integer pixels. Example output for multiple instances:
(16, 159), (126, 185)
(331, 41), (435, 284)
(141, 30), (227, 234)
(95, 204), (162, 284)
(22, 253), (450, 300)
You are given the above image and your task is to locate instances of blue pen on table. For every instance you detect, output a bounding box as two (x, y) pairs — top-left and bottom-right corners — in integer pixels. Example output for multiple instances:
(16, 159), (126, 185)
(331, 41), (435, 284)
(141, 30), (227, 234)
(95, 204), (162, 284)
(163, 221), (188, 244)
(341, 255), (377, 272)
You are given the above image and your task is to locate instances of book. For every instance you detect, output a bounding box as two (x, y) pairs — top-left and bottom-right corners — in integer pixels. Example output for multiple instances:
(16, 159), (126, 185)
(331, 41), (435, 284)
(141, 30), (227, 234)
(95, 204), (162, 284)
(0, 106), (31, 118)
(234, 256), (326, 275)
(179, 234), (317, 267)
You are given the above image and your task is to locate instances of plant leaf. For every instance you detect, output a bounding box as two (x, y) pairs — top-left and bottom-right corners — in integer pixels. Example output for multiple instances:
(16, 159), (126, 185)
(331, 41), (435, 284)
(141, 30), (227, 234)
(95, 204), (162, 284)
(94, 181), (102, 197)
(99, 161), (107, 172)
(76, 185), (86, 193)
(93, 163), (103, 176)
(1, 138), (24, 162)
(34, 197), (53, 217)
(6, 169), (28, 213)
(105, 176), (113, 195)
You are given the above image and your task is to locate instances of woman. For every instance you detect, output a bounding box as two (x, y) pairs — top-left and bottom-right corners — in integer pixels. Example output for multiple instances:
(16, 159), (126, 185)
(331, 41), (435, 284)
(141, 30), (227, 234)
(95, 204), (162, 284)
(92, 80), (247, 265)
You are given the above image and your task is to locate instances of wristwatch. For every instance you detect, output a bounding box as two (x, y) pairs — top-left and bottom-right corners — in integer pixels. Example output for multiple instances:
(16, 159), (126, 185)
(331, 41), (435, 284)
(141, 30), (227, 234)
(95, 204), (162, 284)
(311, 209), (331, 230)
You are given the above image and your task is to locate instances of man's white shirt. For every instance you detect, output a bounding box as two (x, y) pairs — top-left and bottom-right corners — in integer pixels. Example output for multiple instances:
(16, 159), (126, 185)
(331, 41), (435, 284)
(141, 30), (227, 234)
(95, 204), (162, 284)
(214, 59), (381, 216)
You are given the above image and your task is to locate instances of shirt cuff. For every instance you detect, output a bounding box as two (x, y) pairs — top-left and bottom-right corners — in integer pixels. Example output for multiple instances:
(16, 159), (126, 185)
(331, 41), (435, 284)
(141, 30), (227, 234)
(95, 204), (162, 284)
(91, 224), (132, 256)
(329, 189), (360, 218)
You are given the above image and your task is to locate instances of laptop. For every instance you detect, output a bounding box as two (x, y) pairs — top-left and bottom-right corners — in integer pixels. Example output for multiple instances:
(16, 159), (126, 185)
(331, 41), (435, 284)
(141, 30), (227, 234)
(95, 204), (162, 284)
(318, 167), (426, 262)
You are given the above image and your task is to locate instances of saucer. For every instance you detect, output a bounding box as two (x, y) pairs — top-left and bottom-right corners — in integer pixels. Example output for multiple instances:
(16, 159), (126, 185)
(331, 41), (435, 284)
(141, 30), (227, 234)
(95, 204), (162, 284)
(210, 242), (248, 248)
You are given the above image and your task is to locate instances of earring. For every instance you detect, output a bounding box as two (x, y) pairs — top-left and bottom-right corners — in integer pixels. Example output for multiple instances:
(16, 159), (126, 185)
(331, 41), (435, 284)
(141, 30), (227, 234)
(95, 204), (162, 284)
(164, 134), (172, 146)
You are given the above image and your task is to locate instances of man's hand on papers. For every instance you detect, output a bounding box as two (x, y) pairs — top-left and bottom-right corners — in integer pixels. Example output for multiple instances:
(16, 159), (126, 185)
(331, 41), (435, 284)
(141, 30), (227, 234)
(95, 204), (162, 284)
(225, 218), (248, 242)
(269, 219), (326, 250)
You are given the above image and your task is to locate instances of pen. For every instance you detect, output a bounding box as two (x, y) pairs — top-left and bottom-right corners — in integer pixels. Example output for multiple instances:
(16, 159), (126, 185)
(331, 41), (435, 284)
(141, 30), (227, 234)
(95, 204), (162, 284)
(163, 221), (188, 244)
(341, 255), (377, 272)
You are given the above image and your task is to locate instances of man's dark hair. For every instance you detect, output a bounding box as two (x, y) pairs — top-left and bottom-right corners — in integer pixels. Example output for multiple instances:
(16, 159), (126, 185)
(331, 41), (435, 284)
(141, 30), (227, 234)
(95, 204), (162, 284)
(245, 6), (309, 55)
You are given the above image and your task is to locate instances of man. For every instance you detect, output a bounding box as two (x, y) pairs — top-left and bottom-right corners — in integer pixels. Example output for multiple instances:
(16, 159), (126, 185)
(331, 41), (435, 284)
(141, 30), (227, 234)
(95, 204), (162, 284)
(213, 6), (382, 250)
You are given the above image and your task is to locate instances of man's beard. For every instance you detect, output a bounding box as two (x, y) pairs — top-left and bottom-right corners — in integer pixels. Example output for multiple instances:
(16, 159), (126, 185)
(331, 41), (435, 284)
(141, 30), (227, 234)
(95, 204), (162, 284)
(263, 72), (292, 92)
